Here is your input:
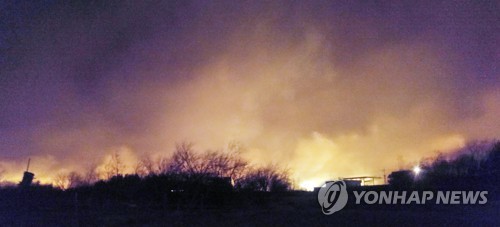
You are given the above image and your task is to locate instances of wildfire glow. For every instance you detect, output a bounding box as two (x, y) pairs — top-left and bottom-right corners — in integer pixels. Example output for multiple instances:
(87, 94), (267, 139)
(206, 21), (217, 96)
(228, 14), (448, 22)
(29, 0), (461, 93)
(0, 1), (497, 187)
(299, 180), (321, 191)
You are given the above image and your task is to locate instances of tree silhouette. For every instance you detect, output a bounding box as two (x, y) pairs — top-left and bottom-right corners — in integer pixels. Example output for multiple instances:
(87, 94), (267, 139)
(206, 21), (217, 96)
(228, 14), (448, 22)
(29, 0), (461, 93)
(236, 164), (291, 192)
(135, 156), (155, 177)
(103, 151), (125, 179)
(389, 140), (500, 190)
(82, 163), (99, 185)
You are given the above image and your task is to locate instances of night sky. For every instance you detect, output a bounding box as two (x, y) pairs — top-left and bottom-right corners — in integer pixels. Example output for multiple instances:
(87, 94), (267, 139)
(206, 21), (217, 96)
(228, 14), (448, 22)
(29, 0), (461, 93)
(0, 1), (498, 188)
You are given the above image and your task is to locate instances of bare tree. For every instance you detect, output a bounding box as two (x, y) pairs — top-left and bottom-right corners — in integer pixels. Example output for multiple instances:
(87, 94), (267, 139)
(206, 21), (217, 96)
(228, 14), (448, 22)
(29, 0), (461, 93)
(83, 163), (99, 185)
(67, 171), (83, 188)
(236, 164), (291, 192)
(168, 142), (199, 174)
(54, 173), (68, 190)
(157, 156), (171, 174)
(104, 151), (125, 179)
(54, 171), (83, 190)
(135, 155), (156, 177)
(166, 142), (248, 180)
(202, 147), (247, 180)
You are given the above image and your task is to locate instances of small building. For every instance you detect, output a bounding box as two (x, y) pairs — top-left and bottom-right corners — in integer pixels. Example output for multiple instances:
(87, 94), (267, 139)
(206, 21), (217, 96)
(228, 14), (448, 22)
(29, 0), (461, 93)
(344, 179), (362, 187)
(342, 176), (381, 186)
(324, 179), (361, 187)
(19, 171), (34, 187)
(19, 158), (34, 187)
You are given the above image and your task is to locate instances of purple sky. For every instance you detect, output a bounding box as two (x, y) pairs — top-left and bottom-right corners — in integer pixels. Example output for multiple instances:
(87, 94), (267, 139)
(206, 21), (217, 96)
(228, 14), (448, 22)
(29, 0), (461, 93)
(0, 1), (498, 184)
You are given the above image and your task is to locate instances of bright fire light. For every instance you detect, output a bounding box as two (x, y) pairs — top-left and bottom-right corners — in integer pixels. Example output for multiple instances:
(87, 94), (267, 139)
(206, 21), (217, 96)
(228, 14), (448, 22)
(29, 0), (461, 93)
(413, 166), (422, 175)
(299, 180), (318, 191)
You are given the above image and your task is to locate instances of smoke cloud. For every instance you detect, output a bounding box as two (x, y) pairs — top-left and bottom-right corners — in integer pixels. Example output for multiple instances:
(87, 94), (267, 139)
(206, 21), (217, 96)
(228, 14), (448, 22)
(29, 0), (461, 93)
(0, 1), (498, 187)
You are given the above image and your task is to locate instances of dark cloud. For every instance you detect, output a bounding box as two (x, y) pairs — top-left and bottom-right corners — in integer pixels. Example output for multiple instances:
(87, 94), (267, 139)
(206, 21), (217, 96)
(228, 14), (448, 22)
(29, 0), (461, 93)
(0, 1), (497, 185)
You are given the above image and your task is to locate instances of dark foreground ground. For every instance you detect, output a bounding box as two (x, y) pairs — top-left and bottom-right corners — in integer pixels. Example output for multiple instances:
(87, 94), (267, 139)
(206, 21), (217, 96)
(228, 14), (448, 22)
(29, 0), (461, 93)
(1, 191), (499, 226)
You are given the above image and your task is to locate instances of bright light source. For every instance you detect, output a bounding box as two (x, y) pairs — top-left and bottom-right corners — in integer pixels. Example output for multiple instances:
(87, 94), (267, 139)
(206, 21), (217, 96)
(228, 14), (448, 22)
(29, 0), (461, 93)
(413, 166), (422, 175)
(299, 181), (317, 191)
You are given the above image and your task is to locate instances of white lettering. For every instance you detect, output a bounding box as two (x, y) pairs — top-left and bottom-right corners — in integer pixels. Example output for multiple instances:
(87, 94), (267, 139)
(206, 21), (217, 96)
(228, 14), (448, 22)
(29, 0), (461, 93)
(393, 191), (406, 204)
(379, 191), (392, 204)
(479, 191), (488, 204)
(407, 191), (420, 204)
(436, 191), (449, 204)
(450, 191), (461, 204)
(462, 191), (480, 204)
(364, 191), (378, 204)
(353, 191), (366, 204)
(421, 191), (433, 204)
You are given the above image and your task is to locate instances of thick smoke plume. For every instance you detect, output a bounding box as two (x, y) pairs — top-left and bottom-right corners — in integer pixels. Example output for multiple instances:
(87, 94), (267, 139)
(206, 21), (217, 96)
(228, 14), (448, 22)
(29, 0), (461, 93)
(0, 1), (498, 188)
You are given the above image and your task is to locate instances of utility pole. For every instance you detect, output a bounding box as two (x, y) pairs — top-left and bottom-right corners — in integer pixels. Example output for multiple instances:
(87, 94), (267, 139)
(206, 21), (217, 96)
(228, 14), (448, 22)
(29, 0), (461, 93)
(382, 169), (387, 184)
(20, 158), (34, 187)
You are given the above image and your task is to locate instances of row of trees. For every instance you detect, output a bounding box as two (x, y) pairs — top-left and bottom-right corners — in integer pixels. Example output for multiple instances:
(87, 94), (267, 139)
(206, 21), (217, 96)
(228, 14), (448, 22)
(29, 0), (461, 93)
(389, 140), (500, 191)
(54, 142), (291, 192)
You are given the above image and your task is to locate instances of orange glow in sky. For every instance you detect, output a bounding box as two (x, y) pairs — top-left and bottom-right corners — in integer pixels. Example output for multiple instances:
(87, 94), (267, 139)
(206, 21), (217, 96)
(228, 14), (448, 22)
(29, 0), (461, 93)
(0, 1), (498, 188)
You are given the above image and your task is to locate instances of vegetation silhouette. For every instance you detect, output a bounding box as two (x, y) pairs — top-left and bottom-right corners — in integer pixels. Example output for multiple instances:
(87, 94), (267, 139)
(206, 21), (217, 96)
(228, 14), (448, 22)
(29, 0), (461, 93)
(1, 140), (499, 225)
(388, 140), (500, 198)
